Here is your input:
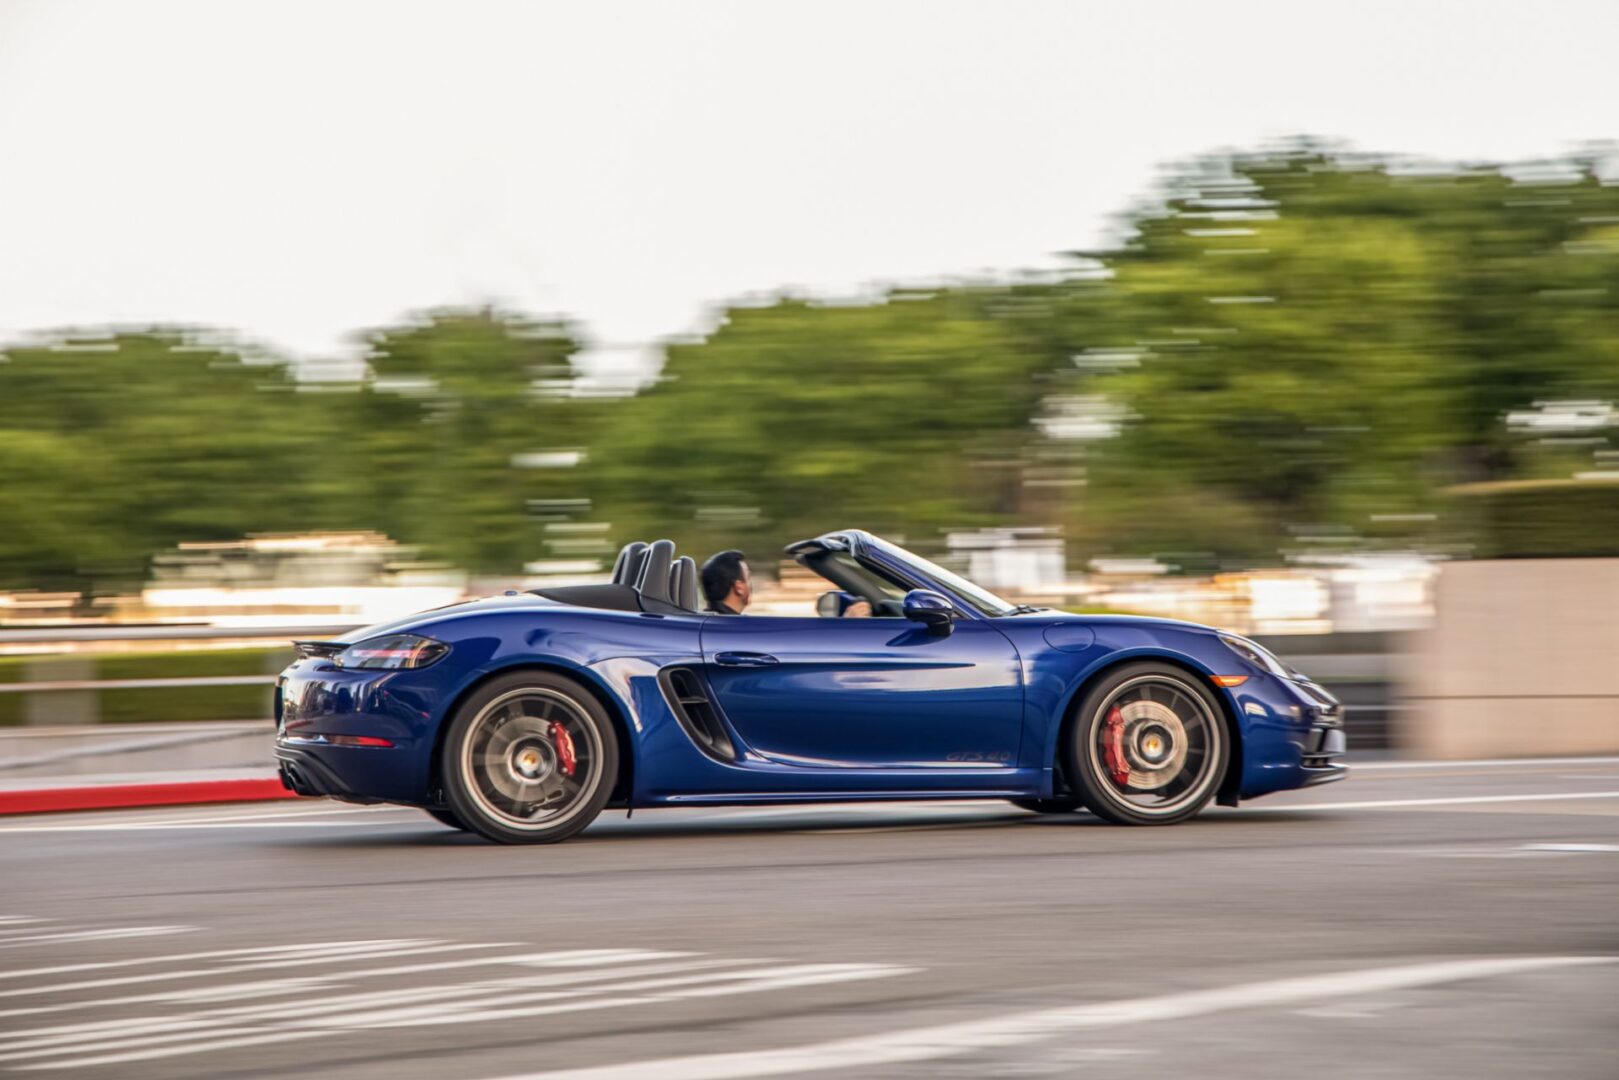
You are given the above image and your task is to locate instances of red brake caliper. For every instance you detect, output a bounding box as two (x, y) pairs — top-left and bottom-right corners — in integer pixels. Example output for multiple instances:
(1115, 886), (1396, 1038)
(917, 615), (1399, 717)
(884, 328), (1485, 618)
(550, 722), (577, 778)
(1102, 706), (1129, 787)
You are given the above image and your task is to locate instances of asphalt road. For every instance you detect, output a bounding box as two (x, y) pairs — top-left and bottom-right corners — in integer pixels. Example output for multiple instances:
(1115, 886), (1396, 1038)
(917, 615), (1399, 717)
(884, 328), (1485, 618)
(2, 759), (1618, 1079)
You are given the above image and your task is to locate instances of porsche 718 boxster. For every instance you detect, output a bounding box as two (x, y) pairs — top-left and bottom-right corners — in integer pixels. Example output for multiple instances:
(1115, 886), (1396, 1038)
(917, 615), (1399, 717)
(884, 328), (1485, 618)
(274, 530), (1346, 843)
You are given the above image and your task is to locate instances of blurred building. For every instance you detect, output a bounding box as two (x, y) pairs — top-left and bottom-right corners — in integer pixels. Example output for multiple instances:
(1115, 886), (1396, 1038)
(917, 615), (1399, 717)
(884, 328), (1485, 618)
(126, 532), (465, 628)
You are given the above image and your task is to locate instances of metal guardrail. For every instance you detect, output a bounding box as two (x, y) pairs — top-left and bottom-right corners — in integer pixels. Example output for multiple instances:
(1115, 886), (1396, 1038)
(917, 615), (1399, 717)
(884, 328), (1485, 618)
(0, 675), (276, 694)
(0, 623), (358, 644)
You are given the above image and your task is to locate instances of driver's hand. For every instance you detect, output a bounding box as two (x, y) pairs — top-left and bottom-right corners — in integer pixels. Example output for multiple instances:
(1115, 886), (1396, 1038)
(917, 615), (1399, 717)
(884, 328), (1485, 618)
(844, 600), (873, 618)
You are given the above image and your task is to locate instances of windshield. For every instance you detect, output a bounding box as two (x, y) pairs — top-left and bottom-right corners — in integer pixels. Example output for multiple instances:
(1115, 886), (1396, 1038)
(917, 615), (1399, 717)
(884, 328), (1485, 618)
(863, 536), (1019, 616)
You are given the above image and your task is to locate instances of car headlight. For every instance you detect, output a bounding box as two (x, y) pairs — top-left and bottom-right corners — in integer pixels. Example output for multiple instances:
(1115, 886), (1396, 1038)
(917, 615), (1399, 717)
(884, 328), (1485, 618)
(335, 633), (450, 671)
(1218, 634), (1293, 679)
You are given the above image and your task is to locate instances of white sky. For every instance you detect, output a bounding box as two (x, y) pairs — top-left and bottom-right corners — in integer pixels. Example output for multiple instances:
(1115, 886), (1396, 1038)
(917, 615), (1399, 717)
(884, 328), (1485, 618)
(2, 0), (1616, 382)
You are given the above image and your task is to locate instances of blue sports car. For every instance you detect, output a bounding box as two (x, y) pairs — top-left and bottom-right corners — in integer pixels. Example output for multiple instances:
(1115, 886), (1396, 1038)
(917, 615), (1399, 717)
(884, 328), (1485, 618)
(274, 530), (1346, 843)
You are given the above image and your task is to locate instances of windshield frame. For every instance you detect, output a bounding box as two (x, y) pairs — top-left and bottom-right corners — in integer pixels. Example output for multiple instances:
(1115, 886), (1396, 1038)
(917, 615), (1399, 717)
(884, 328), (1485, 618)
(858, 534), (1019, 617)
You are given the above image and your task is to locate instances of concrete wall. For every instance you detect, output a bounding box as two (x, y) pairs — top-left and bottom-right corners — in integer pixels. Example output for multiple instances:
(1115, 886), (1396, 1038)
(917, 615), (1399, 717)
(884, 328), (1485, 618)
(1401, 559), (1619, 758)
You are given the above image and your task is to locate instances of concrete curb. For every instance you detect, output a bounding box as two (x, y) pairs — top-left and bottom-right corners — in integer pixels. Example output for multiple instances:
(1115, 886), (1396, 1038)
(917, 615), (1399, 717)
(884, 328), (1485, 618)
(0, 776), (298, 815)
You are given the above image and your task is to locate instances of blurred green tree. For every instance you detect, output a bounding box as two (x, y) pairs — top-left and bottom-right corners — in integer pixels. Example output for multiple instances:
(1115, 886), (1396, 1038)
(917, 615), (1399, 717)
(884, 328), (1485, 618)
(591, 291), (1067, 565)
(335, 309), (597, 577)
(1070, 146), (1619, 565)
(0, 312), (597, 591)
(0, 331), (328, 589)
(5, 146), (1618, 592)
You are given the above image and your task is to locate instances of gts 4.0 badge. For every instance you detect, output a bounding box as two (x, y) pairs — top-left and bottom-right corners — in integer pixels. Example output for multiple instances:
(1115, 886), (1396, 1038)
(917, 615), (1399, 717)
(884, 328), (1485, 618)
(945, 750), (1013, 764)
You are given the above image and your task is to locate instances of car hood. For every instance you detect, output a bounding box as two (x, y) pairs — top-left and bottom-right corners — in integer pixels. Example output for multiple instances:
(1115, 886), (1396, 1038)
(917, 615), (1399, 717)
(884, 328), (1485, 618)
(1012, 609), (1217, 634)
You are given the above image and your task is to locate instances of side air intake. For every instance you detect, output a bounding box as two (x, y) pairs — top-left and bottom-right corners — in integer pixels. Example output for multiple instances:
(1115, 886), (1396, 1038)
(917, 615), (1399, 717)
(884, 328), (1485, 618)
(658, 667), (736, 761)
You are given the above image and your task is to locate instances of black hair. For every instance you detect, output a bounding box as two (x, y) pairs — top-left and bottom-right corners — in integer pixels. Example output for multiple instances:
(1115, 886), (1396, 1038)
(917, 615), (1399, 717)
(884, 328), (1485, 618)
(700, 549), (748, 607)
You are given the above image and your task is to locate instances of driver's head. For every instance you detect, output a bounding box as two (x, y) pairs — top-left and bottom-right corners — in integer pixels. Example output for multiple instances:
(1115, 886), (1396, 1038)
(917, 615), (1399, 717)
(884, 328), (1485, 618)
(700, 549), (751, 613)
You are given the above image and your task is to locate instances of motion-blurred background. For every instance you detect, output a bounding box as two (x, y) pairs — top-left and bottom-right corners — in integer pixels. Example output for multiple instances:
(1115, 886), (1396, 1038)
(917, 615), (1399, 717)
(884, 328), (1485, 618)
(2, 0), (1617, 772)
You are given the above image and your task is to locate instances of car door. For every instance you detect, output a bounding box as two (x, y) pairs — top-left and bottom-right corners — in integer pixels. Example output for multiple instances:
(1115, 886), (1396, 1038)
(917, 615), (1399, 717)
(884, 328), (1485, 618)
(699, 615), (1023, 769)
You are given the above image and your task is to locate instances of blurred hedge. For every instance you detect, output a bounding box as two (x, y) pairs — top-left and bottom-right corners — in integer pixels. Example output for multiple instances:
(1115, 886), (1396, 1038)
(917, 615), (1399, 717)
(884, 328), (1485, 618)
(0, 647), (290, 726)
(1451, 479), (1619, 558)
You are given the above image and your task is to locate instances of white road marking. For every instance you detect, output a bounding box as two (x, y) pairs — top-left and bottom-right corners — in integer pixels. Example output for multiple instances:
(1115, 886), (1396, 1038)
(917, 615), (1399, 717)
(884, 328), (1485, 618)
(0, 938), (431, 980)
(0, 957), (750, 1048)
(0, 976), (336, 1020)
(0, 941), (509, 1000)
(0, 954), (913, 1071)
(482, 956), (1617, 1080)
(1246, 790), (1619, 813)
(0, 927), (193, 950)
(0, 956), (735, 1053)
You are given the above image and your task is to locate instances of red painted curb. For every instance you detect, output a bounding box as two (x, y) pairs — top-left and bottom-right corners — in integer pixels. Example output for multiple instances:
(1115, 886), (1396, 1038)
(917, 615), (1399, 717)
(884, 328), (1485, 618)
(0, 779), (301, 815)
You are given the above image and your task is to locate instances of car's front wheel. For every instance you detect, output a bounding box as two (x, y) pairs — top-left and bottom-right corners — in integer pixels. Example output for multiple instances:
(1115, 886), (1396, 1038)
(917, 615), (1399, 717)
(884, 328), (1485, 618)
(1065, 662), (1229, 826)
(440, 671), (618, 844)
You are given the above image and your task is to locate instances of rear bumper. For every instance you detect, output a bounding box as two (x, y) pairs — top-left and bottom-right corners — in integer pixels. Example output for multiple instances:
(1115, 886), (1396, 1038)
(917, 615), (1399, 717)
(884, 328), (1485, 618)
(274, 657), (444, 804)
(276, 745), (384, 803)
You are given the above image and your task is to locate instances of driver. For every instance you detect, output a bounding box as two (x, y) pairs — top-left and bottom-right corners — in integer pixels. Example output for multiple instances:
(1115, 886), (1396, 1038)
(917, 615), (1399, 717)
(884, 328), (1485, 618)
(700, 549), (871, 616)
(700, 550), (752, 615)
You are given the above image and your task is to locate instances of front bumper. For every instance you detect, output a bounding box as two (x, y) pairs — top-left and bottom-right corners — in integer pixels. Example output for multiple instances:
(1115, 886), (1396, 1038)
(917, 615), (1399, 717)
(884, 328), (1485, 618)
(1229, 672), (1348, 797)
(1300, 727), (1349, 786)
(1294, 676), (1348, 783)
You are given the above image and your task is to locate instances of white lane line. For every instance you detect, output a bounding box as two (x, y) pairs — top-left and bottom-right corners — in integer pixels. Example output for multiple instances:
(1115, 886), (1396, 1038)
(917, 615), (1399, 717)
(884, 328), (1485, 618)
(0, 818), (406, 834)
(11, 962), (912, 1070)
(0, 917), (47, 925)
(482, 955), (1617, 1080)
(0, 941), (506, 999)
(0, 804), (410, 832)
(1246, 790), (1619, 813)
(65, 805), (414, 827)
(0, 926), (193, 950)
(1522, 843), (1619, 853)
(1352, 756), (1619, 771)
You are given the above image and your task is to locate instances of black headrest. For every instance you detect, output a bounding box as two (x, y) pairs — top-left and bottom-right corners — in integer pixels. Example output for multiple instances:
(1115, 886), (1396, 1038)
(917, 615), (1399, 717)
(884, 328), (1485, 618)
(670, 556), (698, 611)
(635, 539), (676, 603)
(611, 541), (648, 586)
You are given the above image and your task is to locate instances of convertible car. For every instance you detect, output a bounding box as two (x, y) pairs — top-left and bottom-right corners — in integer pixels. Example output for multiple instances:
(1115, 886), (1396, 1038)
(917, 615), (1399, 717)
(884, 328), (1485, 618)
(274, 530), (1346, 843)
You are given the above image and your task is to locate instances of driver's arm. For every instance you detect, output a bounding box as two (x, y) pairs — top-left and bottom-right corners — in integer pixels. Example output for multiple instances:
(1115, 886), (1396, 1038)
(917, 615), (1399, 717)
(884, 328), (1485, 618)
(844, 600), (873, 618)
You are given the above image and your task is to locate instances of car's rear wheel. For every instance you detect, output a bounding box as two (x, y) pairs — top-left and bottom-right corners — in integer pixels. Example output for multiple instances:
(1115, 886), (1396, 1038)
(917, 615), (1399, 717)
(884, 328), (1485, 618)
(423, 807), (469, 831)
(1065, 662), (1229, 826)
(441, 671), (618, 844)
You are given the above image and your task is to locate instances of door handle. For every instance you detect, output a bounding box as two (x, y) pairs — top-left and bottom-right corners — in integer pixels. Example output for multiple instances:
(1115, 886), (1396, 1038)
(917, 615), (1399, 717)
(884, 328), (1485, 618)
(714, 651), (780, 667)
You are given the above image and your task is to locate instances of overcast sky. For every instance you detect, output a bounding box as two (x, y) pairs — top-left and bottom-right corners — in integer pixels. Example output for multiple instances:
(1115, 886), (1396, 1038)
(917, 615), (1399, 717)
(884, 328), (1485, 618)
(2, 0), (1616, 380)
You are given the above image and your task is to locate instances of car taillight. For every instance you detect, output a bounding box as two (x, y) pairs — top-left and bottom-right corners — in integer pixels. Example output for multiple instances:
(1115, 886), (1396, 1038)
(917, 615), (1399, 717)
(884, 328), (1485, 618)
(335, 634), (450, 671)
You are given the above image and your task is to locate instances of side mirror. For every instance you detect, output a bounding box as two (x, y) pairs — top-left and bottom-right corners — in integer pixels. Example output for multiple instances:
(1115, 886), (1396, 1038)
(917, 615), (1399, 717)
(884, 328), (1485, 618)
(902, 589), (954, 635)
(815, 591), (844, 618)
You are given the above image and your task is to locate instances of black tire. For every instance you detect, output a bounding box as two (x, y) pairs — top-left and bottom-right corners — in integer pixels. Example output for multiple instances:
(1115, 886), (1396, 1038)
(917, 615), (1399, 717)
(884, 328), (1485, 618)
(1065, 662), (1229, 826)
(423, 807), (469, 831)
(440, 671), (619, 844)
(1009, 797), (1083, 814)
